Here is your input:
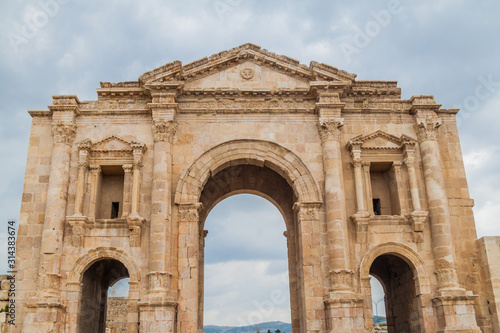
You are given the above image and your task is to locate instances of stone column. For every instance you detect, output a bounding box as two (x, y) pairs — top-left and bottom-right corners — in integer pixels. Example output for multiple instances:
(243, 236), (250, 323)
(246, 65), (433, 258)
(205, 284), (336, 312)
(293, 202), (326, 333)
(127, 143), (146, 247)
(24, 97), (79, 333)
(88, 164), (102, 221)
(349, 143), (371, 244)
(139, 116), (178, 332)
(315, 89), (364, 332)
(177, 202), (202, 333)
(412, 96), (480, 332)
(404, 145), (428, 241)
(121, 164), (133, 217)
(39, 121), (76, 281)
(67, 140), (91, 247)
(362, 162), (373, 215)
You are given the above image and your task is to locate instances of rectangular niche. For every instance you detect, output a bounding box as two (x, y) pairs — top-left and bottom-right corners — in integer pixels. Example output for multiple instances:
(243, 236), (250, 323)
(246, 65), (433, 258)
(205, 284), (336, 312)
(97, 165), (124, 220)
(370, 162), (401, 216)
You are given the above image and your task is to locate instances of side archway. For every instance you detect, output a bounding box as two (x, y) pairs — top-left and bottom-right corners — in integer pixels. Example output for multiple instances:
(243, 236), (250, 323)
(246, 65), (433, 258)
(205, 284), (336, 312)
(65, 247), (141, 333)
(359, 243), (432, 332)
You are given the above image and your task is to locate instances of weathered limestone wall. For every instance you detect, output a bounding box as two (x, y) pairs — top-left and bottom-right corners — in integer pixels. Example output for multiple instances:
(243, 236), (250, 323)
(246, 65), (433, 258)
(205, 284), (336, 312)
(106, 297), (128, 333)
(478, 236), (500, 332)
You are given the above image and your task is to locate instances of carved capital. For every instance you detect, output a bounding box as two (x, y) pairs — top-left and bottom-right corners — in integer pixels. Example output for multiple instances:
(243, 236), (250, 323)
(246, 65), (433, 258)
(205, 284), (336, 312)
(404, 156), (416, 167)
(52, 122), (76, 145)
(415, 117), (442, 142)
(293, 202), (322, 221)
(122, 164), (133, 173)
(89, 164), (101, 174)
(352, 158), (363, 169)
(434, 259), (459, 289)
(178, 203), (203, 222)
(317, 118), (344, 142)
(152, 119), (178, 143)
(330, 269), (354, 292)
(147, 271), (172, 294)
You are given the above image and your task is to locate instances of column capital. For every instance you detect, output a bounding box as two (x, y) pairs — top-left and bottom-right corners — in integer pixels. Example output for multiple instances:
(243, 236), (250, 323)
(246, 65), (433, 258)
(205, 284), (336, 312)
(178, 202), (203, 222)
(293, 201), (322, 221)
(51, 122), (76, 146)
(89, 164), (101, 174)
(317, 118), (344, 142)
(351, 157), (363, 168)
(415, 116), (442, 142)
(122, 164), (133, 173)
(152, 119), (178, 143)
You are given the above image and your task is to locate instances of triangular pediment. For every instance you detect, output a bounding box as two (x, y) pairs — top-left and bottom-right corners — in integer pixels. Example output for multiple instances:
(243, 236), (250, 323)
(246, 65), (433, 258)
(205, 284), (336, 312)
(91, 135), (143, 151)
(349, 131), (416, 150)
(138, 43), (356, 86)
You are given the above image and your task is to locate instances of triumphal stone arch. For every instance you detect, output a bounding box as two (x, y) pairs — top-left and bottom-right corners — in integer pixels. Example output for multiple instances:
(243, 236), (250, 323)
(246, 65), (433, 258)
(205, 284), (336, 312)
(13, 43), (500, 332)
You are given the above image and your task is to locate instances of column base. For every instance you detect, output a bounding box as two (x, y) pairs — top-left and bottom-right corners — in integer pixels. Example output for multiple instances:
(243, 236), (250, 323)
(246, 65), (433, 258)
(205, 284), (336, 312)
(432, 289), (481, 333)
(139, 297), (177, 333)
(324, 292), (366, 333)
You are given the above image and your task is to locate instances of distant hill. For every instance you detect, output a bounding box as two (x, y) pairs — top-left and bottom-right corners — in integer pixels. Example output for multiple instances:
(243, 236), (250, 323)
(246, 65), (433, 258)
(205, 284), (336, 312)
(374, 316), (387, 324)
(204, 321), (292, 333)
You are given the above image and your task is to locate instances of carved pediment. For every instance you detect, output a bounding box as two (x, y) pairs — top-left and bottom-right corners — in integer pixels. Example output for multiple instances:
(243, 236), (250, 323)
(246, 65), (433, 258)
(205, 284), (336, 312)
(349, 131), (416, 151)
(91, 135), (144, 152)
(139, 43), (356, 87)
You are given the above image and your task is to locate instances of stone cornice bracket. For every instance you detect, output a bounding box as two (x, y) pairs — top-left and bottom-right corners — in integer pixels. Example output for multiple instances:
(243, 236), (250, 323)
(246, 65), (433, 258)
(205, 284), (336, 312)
(415, 116), (442, 142)
(317, 118), (344, 142)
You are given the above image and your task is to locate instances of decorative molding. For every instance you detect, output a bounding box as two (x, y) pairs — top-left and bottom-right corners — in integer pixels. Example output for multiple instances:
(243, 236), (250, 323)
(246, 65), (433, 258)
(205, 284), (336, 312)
(415, 117), (442, 142)
(147, 271), (172, 294)
(317, 118), (344, 142)
(240, 68), (254, 80)
(293, 202), (322, 221)
(52, 122), (76, 145)
(152, 119), (178, 143)
(178, 203), (203, 222)
(330, 269), (354, 292)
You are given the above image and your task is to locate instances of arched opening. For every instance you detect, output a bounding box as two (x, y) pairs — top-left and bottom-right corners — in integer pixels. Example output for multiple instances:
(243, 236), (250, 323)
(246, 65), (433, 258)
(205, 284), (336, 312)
(106, 277), (130, 333)
(203, 194), (291, 329)
(78, 259), (129, 333)
(370, 274), (387, 330)
(369, 254), (420, 333)
(197, 164), (299, 332)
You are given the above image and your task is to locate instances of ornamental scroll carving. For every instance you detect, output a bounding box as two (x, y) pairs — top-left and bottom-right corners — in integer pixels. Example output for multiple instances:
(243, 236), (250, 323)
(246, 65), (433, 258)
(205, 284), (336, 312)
(52, 122), (76, 145)
(317, 118), (344, 142)
(179, 203), (202, 222)
(415, 117), (442, 142)
(152, 119), (178, 143)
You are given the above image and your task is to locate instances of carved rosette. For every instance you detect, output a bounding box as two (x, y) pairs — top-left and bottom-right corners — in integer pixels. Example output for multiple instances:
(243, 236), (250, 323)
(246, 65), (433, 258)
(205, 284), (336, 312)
(415, 117), (442, 142)
(52, 122), (76, 145)
(330, 269), (354, 292)
(42, 273), (61, 297)
(317, 118), (344, 142)
(152, 119), (178, 143)
(178, 203), (203, 222)
(147, 271), (172, 294)
(294, 202), (321, 221)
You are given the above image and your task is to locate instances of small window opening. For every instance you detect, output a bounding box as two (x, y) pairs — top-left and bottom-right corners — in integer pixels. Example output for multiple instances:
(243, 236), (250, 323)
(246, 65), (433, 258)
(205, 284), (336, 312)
(373, 199), (381, 215)
(111, 202), (120, 219)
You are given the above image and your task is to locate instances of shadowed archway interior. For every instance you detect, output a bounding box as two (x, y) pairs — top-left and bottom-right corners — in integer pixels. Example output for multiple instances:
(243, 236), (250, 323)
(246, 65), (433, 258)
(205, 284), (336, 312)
(370, 254), (421, 333)
(78, 259), (129, 333)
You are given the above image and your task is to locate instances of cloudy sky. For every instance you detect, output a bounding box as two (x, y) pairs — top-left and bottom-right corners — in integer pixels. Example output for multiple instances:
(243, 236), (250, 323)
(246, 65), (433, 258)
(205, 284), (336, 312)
(1, 0), (499, 326)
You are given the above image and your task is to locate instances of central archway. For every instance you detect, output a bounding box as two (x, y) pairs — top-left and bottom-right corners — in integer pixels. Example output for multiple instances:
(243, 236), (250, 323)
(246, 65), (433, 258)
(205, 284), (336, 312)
(175, 140), (323, 333)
